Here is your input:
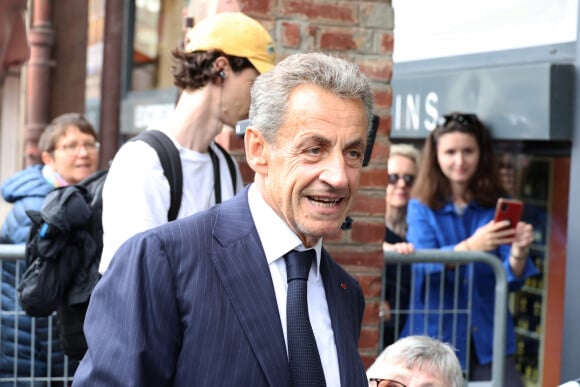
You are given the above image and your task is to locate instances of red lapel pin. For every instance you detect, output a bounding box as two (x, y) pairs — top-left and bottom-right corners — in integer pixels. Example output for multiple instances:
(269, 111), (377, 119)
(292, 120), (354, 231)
(340, 283), (347, 290)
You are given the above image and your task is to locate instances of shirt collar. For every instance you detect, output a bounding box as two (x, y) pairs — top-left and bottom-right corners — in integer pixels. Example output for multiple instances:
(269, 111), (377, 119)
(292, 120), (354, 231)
(248, 184), (322, 275)
(439, 198), (482, 214)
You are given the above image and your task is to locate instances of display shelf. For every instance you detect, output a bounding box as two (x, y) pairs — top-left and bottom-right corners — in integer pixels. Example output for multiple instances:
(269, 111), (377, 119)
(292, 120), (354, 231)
(508, 155), (552, 387)
(515, 327), (542, 341)
(521, 286), (543, 297)
(501, 153), (569, 387)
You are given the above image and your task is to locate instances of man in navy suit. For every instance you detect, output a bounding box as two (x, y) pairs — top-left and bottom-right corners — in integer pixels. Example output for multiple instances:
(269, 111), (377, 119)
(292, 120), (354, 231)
(73, 51), (374, 386)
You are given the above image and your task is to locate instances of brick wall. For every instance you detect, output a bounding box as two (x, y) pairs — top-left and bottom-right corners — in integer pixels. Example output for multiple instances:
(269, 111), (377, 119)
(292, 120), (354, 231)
(213, 0), (394, 368)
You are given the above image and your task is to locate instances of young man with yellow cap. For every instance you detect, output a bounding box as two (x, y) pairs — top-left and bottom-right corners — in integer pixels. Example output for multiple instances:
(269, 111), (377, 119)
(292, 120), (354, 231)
(99, 12), (276, 273)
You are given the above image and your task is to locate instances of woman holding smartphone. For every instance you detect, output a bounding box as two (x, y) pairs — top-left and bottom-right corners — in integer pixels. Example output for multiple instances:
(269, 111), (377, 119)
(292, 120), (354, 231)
(402, 112), (538, 386)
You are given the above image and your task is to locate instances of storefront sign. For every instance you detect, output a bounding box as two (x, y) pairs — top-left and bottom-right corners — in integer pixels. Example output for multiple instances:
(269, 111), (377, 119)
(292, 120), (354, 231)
(120, 88), (178, 134)
(391, 63), (574, 141)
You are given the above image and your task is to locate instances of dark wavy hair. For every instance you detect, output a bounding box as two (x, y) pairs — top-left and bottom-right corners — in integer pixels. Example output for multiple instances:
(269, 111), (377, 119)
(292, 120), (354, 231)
(411, 112), (507, 209)
(171, 49), (255, 90)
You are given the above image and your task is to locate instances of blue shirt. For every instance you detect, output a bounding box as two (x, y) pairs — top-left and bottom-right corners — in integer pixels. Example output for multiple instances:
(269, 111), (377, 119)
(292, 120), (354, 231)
(402, 198), (539, 368)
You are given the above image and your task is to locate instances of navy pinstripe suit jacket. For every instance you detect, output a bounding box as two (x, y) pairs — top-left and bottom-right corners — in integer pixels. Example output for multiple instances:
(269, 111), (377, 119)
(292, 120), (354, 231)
(72, 186), (367, 386)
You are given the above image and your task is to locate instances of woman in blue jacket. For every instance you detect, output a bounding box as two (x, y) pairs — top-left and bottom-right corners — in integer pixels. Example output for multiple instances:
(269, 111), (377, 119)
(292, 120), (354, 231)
(1, 113), (99, 383)
(402, 113), (538, 386)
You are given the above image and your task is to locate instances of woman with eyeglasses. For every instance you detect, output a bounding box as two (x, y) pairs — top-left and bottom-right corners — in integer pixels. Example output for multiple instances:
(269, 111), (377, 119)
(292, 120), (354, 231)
(402, 112), (538, 386)
(380, 143), (420, 350)
(367, 335), (464, 387)
(1, 113), (99, 382)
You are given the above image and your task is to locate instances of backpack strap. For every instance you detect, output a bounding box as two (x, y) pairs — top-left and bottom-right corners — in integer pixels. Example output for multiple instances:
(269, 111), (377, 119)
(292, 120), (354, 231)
(205, 142), (237, 205)
(133, 130), (183, 221)
(213, 142), (237, 193)
(207, 147), (223, 204)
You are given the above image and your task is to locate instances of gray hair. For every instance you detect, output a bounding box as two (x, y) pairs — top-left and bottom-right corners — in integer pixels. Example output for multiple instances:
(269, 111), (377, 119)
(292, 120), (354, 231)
(367, 336), (464, 387)
(249, 52), (374, 143)
(39, 113), (98, 153)
(390, 143), (421, 167)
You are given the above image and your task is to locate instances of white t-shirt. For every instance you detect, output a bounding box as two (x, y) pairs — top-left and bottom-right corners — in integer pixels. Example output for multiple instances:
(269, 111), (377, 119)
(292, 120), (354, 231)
(99, 130), (242, 273)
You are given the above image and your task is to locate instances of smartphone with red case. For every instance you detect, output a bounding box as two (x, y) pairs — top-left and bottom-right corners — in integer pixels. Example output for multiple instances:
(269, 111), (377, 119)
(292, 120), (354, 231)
(494, 198), (523, 229)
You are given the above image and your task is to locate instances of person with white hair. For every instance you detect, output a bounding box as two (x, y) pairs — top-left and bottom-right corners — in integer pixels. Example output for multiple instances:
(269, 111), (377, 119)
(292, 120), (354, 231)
(367, 335), (464, 387)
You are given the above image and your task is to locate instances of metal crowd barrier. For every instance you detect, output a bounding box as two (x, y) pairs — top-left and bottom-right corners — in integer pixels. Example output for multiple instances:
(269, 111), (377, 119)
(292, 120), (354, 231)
(382, 250), (508, 387)
(1, 244), (509, 386)
(0, 243), (75, 386)
(0, 245), (25, 261)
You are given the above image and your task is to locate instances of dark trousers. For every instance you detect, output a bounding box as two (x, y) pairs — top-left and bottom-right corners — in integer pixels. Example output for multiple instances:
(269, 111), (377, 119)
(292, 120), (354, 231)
(469, 345), (524, 387)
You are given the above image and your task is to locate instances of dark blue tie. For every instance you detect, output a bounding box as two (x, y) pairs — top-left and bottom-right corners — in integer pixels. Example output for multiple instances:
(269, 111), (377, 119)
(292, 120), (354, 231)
(285, 249), (326, 387)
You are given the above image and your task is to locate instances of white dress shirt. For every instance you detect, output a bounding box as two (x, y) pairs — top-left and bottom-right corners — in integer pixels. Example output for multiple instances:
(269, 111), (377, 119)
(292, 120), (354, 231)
(248, 184), (341, 387)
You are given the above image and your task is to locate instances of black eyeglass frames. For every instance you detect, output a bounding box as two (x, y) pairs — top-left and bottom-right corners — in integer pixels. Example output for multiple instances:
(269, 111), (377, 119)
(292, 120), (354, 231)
(369, 378), (407, 387)
(387, 173), (415, 187)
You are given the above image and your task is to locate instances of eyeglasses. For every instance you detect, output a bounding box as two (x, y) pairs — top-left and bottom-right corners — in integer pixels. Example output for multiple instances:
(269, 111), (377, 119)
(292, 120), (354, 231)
(55, 141), (100, 155)
(369, 378), (407, 387)
(388, 173), (415, 187)
(442, 113), (479, 127)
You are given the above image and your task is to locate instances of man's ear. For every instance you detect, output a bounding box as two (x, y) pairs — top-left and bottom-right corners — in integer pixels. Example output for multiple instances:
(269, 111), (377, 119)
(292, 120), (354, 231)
(244, 126), (269, 175)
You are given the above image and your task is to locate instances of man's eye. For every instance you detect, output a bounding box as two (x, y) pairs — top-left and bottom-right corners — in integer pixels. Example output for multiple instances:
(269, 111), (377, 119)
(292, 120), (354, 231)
(347, 149), (362, 159)
(307, 147), (322, 155)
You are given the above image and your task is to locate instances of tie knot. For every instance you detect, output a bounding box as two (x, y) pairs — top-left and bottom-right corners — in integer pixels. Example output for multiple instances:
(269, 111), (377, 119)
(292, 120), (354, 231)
(285, 249), (315, 282)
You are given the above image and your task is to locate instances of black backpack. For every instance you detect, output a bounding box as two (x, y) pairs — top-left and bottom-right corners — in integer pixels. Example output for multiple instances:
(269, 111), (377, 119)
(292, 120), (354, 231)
(17, 130), (184, 359)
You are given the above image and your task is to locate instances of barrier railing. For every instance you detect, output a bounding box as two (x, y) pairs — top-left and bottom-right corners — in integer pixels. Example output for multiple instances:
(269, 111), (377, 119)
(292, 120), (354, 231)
(383, 250), (507, 387)
(0, 244), (25, 261)
(1, 245), (509, 386)
(0, 243), (76, 386)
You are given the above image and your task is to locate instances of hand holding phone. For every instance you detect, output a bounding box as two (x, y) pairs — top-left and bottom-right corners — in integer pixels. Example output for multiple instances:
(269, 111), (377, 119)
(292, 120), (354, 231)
(494, 198), (523, 230)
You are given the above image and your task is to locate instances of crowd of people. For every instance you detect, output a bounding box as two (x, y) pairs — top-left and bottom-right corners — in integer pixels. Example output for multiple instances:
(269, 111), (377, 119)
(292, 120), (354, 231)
(378, 115), (539, 385)
(0, 4), (559, 387)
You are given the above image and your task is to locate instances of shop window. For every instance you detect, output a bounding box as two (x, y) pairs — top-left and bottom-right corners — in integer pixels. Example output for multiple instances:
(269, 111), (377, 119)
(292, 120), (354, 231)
(133, 0), (161, 91)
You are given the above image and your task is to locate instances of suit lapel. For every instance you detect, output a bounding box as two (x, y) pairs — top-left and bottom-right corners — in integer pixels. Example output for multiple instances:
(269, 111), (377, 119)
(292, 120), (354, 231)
(211, 190), (289, 387)
(320, 250), (362, 387)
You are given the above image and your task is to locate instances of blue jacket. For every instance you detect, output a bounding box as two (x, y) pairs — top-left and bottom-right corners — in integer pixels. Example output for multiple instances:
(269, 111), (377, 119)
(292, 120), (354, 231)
(1, 165), (70, 378)
(402, 198), (539, 369)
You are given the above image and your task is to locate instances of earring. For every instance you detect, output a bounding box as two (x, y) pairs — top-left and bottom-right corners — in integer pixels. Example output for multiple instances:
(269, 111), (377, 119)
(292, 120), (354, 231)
(219, 71), (226, 79)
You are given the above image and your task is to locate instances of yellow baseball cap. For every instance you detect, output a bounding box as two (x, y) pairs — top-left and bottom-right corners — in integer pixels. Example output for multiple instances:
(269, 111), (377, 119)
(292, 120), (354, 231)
(184, 12), (276, 74)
